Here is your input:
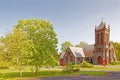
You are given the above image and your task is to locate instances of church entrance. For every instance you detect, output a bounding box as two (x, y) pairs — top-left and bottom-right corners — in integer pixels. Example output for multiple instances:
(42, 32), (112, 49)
(98, 56), (103, 64)
(60, 59), (65, 66)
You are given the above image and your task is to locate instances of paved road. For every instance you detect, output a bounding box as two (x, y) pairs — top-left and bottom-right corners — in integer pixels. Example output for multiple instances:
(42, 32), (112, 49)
(40, 72), (120, 80)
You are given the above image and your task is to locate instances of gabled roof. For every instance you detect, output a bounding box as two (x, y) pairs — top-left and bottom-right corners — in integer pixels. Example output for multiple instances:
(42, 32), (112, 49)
(69, 47), (85, 57)
(60, 52), (65, 59)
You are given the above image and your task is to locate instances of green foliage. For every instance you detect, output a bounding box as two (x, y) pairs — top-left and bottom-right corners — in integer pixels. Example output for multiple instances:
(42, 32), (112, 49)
(110, 61), (120, 65)
(0, 19), (59, 76)
(75, 41), (88, 47)
(61, 41), (73, 52)
(64, 61), (74, 72)
(113, 42), (120, 61)
(0, 60), (9, 69)
(80, 61), (94, 68)
(15, 19), (58, 74)
(0, 27), (33, 77)
(0, 66), (8, 69)
(73, 64), (81, 72)
(64, 63), (81, 72)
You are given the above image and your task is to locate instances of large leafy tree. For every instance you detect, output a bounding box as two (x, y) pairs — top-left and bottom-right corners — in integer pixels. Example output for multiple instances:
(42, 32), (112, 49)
(61, 41), (73, 52)
(113, 42), (120, 61)
(15, 19), (58, 75)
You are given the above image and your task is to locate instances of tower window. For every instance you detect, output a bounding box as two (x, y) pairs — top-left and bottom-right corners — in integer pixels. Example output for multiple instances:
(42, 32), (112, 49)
(97, 34), (99, 45)
(101, 33), (103, 44)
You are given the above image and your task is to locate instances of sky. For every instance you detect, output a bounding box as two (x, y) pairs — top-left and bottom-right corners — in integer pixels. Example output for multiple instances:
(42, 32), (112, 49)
(0, 0), (120, 52)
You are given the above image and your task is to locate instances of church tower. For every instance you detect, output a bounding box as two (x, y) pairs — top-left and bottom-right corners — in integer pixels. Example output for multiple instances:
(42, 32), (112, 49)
(94, 20), (110, 65)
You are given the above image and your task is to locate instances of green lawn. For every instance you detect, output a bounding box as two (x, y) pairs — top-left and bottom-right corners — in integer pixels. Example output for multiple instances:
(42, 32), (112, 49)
(0, 70), (108, 80)
(0, 65), (120, 80)
(80, 65), (120, 71)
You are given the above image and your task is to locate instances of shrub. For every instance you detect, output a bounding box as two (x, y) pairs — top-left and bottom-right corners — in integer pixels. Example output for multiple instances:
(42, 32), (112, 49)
(110, 61), (120, 65)
(73, 64), (81, 72)
(0, 66), (8, 69)
(63, 61), (74, 72)
(0, 62), (9, 69)
(80, 61), (94, 68)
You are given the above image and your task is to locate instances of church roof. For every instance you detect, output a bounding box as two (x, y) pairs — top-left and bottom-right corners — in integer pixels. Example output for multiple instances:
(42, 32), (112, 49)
(96, 21), (109, 30)
(69, 47), (85, 57)
(60, 52), (65, 59)
(82, 45), (94, 57)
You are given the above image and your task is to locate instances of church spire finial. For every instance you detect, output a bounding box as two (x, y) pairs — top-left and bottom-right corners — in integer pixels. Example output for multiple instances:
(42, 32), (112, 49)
(101, 18), (103, 22)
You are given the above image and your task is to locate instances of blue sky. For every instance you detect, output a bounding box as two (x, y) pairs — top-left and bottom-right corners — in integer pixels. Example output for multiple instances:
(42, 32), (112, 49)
(0, 0), (120, 52)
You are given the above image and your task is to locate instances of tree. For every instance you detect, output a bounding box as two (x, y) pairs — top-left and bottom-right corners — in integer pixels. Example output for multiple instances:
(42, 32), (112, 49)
(75, 41), (88, 47)
(0, 27), (33, 77)
(15, 19), (58, 75)
(61, 41), (73, 52)
(113, 42), (120, 61)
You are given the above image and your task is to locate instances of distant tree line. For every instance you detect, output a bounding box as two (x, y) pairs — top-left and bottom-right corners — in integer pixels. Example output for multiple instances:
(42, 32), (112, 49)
(61, 41), (88, 52)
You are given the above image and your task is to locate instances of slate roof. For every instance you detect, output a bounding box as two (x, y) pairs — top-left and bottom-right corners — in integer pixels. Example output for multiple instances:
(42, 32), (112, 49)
(82, 45), (94, 57)
(60, 46), (93, 59)
(69, 47), (85, 57)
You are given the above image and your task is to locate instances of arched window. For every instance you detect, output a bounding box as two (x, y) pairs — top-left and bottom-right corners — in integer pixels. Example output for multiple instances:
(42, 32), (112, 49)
(101, 33), (103, 44)
(66, 56), (68, 62)
(67, 52), (70, 56)
(105, 33), (109, 45)
(97, 34), (99, 45)
(70, 56), (73, 62)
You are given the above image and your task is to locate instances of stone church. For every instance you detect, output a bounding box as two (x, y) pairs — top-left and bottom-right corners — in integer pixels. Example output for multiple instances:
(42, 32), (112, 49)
(60, 20), (117, 65)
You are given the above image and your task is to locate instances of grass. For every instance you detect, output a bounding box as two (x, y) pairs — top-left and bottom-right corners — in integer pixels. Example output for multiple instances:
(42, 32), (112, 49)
(79, 71), (108, 76)
(0, 71), (108, 80)
(0, 65), (120, 80)
(80, 65), (120, 71)
(0, 70), (108, 80)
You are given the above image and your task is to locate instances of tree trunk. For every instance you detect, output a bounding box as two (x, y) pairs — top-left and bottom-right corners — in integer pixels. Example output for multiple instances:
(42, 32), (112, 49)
(35, 65), (38, 76)
(16, 50), (22, 77)
(19, 70), (22, 77)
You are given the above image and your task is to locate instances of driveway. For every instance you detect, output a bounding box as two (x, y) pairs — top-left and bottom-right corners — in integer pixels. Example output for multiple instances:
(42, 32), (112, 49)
(40, 72), (120, 80)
